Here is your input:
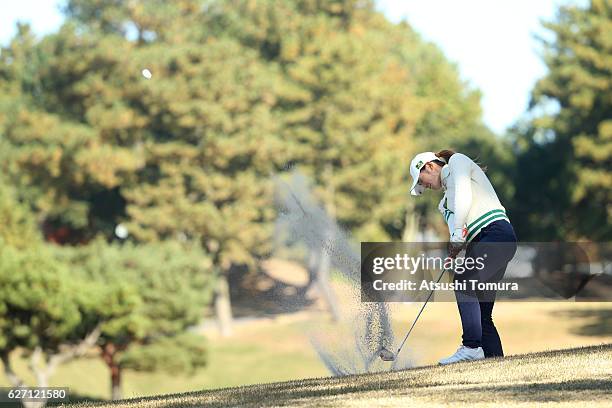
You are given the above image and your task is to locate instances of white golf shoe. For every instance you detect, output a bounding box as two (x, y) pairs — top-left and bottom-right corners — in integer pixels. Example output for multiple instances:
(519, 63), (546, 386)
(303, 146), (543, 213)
(439, 345), (485, 365)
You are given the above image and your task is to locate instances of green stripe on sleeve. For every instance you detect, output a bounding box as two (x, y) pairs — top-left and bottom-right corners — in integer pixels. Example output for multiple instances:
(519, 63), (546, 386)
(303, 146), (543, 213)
(444, 209), (453, 223)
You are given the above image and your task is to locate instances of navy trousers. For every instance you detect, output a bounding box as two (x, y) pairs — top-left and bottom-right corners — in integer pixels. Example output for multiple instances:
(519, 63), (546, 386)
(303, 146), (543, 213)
(453, 220), (517, 357)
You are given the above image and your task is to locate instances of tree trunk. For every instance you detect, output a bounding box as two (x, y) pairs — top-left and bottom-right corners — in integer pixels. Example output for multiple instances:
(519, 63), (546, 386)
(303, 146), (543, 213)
(214, 274), (233, 337)
(402, 206), (419, 242)
(23, 348), (48, 408)
(3, 352), (44, 408)
(102, 343), (122, 401)
(1, 353), (24, 387)
(26, 369), (48, 408)
(111, 363), (122, 401)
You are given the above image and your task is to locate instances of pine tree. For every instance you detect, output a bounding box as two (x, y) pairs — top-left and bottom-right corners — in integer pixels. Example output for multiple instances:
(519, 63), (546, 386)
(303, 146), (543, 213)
(515, 0), (611, 240)
(55, 239), (213, 400)
(0, 0), (502, 334)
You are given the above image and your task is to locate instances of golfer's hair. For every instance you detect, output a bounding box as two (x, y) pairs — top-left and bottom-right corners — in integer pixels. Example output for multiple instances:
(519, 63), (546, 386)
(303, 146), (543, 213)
(435, 149), (455, 164)
(434, 149), (487, 172)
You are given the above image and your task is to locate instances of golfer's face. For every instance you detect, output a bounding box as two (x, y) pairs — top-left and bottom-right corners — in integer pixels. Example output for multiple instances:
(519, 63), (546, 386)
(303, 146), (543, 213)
(418, 163), (441, 191)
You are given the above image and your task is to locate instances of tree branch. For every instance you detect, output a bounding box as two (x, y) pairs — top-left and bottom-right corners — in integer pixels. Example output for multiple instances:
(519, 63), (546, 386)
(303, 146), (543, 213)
(28, 347), (45, 386)
(46, 323), (102, 375)
(1, 352), (25, 388)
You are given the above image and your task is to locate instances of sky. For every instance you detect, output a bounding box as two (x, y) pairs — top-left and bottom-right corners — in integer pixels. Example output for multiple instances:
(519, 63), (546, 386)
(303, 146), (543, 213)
(376, 0), (580, 134)
(0, 0), (582, 134)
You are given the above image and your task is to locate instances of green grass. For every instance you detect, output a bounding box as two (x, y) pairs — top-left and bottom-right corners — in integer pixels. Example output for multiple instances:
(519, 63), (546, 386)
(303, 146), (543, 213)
(1, 318), (328, 401)
(56, 343), (612, 407)
(2, 302), (611, 403)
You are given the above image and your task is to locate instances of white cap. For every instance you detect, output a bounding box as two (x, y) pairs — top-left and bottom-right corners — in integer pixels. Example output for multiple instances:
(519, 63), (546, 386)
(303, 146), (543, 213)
(408, 152), (443, 196)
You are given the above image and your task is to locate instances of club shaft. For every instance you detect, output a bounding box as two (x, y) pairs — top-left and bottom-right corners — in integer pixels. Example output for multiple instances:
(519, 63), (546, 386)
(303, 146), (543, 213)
(395, 267), (449, 356)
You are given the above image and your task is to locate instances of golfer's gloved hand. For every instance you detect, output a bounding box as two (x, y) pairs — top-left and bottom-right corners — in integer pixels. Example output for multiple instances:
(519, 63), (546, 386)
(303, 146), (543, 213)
(447, 227), (467, 259)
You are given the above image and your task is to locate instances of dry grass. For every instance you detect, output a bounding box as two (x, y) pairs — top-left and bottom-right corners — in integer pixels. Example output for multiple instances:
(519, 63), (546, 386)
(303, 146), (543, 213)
(56, 343), (612, 407)
(4, 301), (609, 402)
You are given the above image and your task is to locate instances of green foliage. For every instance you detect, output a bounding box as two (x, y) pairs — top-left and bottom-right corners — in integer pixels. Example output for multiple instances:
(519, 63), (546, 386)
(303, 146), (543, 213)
(64, 0), (207, 42)
(0, 0), (500, 255)
(208, 0), (434, 241)
(0, 176), (42, 249)
(0, 24), (138, 231)
(121, 332), (207, 374)
(121, 37), (287, 270)
(0, 224), (211, 383)
(0, 178), (104, 374)
(0, 175), (97, 358)
(0, 0), (557, 388)
(514, 0), (611, 240)
(0, 242), (90, 354)
(55, 238), (214, 345)
(40, 237), (212, 393)
(51, 240), (146, 341)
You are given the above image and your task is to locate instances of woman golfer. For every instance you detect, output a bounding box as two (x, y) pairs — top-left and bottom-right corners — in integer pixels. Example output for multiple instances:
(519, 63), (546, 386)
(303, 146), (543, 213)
(408, 150), (517, 365)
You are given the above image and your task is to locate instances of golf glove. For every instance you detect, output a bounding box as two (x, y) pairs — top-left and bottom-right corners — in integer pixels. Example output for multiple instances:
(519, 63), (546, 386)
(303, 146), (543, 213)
(447, 227), (467, 259)
(450, 226), (467, 245)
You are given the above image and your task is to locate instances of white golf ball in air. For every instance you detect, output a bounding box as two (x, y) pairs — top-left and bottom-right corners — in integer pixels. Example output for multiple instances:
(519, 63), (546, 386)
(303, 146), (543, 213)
(115, 224), (129, 239)
(141, 68), (152, 79)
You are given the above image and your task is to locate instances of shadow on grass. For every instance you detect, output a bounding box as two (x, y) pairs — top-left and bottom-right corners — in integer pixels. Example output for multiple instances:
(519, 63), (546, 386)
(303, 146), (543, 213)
(65, 344), (611, 407)
(68, 375), (422, 408)
(446, 379), (612, 404)
(552, 308), (612, 336)
(83, 377), (611, 408)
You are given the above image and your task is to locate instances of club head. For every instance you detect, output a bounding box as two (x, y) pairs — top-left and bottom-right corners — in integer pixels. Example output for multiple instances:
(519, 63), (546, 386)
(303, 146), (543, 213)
(379, 347), (396, 362)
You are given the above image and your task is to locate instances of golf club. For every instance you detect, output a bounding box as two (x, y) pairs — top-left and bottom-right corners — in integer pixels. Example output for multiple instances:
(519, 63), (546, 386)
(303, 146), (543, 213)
(378, 266), (451, 362)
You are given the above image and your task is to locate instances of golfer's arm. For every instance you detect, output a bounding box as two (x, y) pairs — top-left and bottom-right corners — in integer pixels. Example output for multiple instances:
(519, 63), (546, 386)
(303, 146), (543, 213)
(438, 196), (455, 235)
(444, 212), (455, 235)
(450, 155), (472, 230)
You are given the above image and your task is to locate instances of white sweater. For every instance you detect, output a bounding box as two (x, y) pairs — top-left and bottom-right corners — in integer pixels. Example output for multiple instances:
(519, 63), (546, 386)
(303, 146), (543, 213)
(438, 153), (510, 242)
